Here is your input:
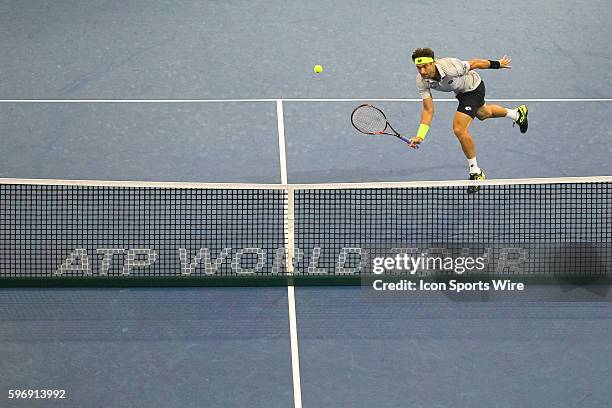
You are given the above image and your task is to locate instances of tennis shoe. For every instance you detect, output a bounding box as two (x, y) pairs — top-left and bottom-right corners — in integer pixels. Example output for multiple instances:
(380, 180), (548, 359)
(513, 105), (528, 133)
(467, 169), (486, 194)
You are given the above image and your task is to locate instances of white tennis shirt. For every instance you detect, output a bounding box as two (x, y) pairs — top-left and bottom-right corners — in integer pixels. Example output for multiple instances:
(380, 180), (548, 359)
(416, 58), (482, 99)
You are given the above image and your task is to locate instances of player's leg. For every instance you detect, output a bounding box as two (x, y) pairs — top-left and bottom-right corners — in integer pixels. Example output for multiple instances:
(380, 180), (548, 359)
(452, 111), (477, 161)
(455, 83), (487, 193)
(452, 111), (484, 194)
(475, 104), (511, 120)
(454, 83), (486, 176)
(476, 103), (529, 133)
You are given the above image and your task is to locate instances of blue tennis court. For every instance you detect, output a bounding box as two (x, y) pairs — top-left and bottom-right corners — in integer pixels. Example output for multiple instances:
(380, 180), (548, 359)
(1, 1), (612, 407)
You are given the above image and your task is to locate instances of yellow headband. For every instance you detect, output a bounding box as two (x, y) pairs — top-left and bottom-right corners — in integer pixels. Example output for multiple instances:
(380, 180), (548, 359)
(414, 57), (435, 65)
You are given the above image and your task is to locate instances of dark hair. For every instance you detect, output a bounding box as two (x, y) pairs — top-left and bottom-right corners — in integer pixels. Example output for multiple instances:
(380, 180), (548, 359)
(412, 48), (435, 61)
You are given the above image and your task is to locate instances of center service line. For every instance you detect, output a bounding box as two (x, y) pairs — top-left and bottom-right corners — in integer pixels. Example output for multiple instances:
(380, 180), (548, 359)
(277, 99), (303, 408)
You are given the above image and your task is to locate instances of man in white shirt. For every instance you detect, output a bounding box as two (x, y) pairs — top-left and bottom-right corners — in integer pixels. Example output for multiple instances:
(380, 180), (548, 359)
(408, 48), (528, 193)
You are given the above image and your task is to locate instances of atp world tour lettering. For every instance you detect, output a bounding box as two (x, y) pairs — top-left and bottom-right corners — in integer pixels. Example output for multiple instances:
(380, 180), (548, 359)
(54, 247), (370, 276)
(55, 247), (529, 276)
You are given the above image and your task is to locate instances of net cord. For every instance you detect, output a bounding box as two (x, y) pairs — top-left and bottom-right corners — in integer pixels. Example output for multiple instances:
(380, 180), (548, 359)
(2, 176), (612, 189)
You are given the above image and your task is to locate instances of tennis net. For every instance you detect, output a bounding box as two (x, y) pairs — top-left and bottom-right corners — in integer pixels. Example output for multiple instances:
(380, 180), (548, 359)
(1, 176), (611, 286)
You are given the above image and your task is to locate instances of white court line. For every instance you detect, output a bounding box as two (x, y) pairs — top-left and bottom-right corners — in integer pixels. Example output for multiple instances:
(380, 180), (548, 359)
(277, 100), (288, 185)
(277, 99), (303, 408)
(0, 98), (611, 103)
(287, 282), (302, 408)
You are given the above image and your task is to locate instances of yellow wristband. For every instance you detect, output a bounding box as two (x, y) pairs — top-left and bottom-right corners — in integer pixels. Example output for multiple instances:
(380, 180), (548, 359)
(416, 124), (430, 140)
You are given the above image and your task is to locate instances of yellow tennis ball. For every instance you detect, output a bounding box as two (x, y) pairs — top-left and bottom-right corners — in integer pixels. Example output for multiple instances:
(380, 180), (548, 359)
(314, 64), (323, 74)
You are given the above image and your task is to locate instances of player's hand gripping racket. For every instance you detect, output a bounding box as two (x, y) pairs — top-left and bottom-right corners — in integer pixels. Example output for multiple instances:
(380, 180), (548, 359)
(351, 104), (414, 147)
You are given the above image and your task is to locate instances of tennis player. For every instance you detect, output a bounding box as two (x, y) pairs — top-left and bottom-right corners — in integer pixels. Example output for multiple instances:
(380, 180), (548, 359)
(408, 48), (528, 191)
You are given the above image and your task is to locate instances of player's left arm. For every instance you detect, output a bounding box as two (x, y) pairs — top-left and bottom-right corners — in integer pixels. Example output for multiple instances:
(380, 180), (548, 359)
(468, 56), (512, 70)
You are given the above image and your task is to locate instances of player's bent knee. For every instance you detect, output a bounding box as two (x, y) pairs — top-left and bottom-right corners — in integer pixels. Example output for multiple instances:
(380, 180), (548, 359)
(453, 127), (468, 138)
(476, 108), (490, 121)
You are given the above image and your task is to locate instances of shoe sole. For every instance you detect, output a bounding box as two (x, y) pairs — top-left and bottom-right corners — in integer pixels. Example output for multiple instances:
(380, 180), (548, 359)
(519, 106), (528, 133)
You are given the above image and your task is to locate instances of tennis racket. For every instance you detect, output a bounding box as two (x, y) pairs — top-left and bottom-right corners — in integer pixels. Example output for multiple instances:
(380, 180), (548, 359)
(351, 104), (413, 146)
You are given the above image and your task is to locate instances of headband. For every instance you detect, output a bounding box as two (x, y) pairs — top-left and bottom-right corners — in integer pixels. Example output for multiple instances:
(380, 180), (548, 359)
(414, 57), (436, 65)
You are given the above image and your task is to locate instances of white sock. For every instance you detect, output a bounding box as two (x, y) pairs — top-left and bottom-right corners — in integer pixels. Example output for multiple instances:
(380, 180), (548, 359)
(506, 108), (519, 121)
(468, 157), (481, 174)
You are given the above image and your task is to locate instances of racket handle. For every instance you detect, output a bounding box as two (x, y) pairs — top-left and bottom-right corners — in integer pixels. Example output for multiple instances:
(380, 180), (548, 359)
(398, 134), (420, 149)
(397, 135), (412, 144)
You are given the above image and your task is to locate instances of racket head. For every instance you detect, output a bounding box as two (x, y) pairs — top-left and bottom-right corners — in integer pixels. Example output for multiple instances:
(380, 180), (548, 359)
(351, 104), (390, 135)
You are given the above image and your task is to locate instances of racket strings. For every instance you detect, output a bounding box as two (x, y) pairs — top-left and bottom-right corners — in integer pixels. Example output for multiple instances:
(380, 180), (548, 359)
(352, 106), (387, 134)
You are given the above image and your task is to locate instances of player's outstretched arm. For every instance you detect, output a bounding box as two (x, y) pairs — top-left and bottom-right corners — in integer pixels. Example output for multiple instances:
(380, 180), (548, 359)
(409, 97), (434, 149)
(468, 56), (512, 70)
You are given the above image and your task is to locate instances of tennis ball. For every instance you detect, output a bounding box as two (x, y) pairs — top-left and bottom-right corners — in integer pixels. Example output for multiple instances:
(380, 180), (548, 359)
(313, 64), (323, 74)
